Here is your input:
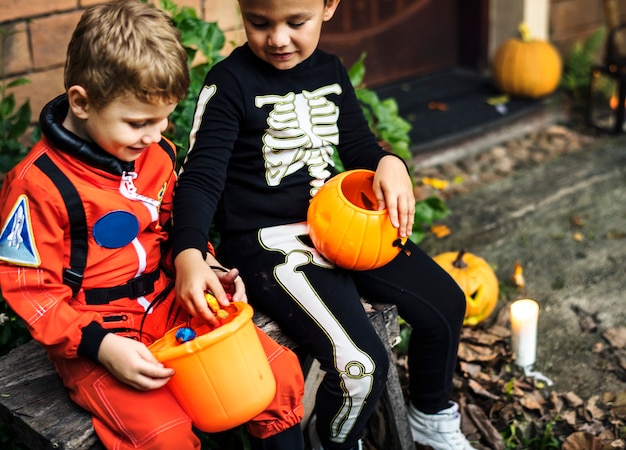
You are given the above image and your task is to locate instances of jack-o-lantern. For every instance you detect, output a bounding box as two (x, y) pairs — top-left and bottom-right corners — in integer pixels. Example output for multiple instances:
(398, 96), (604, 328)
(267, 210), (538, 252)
(307, 169), (407, 270)
(433, 249), (499, 326)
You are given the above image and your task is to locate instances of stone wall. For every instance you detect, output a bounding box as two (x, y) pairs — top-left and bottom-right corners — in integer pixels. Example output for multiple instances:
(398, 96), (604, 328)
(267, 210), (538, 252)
(1, 0), (625, 124)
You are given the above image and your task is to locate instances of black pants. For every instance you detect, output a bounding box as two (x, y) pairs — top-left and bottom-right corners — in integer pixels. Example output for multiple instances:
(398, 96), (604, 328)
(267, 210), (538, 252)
(219, 223), (465, 450)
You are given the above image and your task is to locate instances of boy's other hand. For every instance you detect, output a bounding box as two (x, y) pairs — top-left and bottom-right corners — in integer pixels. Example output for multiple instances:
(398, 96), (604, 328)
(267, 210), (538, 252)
(374, 155), (416, 238)
(98, 333), (174, 391)
(205, 253), (248, 305)
(174, 248), (233, 326)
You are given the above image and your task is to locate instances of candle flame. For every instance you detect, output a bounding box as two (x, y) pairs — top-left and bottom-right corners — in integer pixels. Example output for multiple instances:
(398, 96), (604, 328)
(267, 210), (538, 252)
(512, 261), (525, 288)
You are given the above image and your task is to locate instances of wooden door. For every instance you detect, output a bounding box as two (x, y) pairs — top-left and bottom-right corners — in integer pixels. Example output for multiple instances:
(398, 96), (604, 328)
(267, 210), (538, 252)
(320, 0), (488, 88)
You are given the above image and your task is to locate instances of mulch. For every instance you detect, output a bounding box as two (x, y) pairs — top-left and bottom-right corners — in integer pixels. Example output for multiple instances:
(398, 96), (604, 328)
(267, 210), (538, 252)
(388, 120), (626, 449)
(392, 305), (626, 449)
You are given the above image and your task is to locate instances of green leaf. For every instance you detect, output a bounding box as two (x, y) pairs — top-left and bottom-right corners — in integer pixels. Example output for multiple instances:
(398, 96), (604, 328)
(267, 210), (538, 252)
(347, 52), (367, 87)
(0, 93), (15, 117)
(6, 101), (31, 140)
(7, 78), (30, 89)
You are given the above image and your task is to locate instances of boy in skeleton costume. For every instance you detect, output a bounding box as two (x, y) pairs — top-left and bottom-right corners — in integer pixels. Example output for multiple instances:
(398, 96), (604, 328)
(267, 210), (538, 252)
(0, 1), (304, 449)
(173, 0), (476, 449)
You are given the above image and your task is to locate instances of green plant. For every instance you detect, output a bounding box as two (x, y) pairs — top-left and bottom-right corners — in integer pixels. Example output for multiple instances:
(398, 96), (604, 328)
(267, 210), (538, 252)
(502, 419), (561, 449)
(0, 26), (35, 358)
(153, 0), (226, 167)
(560, 26), (607, 102)
(0, 300), (30, 356)
(346, 53), (449, 244)
(348, 52), (413, 160)
(0, 27), (32, 177)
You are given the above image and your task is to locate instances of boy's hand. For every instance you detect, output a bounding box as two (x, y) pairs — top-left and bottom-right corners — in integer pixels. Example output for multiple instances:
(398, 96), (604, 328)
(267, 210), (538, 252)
(98, 333), (174, 391)
(204, 252), (247, 305)
(174, 249), (247, 326)
(373, 155), (416, 238)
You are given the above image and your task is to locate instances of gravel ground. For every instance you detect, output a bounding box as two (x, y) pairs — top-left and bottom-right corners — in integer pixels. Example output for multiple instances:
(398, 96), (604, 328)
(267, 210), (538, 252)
(412, 121), (602, 201)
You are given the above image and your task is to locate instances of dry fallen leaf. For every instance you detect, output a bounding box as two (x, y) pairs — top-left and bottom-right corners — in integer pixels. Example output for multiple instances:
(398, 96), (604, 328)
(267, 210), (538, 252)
(430, 224), (451, 238)
(571, 304), (600, 333)
(422, 176), (448, 190)
(585, 395), (605, 421)
(570, 215), (585, 228)
(606, 229), (626, 239)
(561, 431), (605, 450)
(563, 391), (585, 408)
(603, 327), (626, 349)
(427, 101), (448, 111)
(562, 409), (577, 426)
(519, 389), (546, 413)
(468, 379), (501, 400)
(459, 361), (482, 377)
(465, 403), (505, 450)
(457, 341), (500, 363)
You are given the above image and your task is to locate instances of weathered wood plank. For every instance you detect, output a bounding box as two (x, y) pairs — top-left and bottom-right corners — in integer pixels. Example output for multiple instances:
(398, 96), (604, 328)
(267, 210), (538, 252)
(364, 304), (413, 450)
(0, 302), (408, 450)
(0, 340), (102, 450)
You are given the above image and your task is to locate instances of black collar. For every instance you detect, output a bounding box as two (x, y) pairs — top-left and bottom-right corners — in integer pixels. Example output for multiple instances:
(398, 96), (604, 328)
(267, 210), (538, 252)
(39, 94), (135, 175)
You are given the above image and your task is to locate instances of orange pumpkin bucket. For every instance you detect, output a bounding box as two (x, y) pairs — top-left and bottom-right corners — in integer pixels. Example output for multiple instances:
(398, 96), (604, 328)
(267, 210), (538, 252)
(149, 302), (276, 432)
(307, 169), (407, 270)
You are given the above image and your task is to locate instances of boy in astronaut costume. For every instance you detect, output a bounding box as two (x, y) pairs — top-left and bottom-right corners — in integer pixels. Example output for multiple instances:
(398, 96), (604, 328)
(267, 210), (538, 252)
(0, 1), (304, 449)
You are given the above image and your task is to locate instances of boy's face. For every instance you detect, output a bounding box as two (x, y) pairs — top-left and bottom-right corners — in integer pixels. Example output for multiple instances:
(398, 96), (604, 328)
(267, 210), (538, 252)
(238, 0), (339, 70)
(65, 89), (176, 163)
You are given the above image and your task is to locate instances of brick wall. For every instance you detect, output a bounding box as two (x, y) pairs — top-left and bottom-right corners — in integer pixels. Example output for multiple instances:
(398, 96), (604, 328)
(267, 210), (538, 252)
(2, 0), (625, 125)
(0, 0), (244, 120)
(550, 0), (626, 57)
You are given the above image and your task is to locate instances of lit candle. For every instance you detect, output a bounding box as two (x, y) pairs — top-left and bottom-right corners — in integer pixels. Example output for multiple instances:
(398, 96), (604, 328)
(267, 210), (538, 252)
(510, 299), (539, 367)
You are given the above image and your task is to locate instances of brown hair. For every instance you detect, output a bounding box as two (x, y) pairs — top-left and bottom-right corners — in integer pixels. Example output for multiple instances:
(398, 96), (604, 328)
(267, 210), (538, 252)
(64, 0), (190, 108)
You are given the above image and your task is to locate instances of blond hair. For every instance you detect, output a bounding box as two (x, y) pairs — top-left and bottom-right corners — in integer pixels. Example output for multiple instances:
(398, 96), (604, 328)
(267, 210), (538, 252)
(64, 0), (190, 108)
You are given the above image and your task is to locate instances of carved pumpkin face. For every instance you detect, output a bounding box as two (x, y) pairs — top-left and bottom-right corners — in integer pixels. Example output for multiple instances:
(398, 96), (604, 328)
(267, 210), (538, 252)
(433, 249), (499, 326)
(307, 169), (407, 270)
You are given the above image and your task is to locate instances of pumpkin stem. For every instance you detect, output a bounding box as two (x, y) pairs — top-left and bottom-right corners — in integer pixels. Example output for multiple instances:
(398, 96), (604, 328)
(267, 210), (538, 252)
(452, 249), (468, 269)
(518, 22), (532, 42)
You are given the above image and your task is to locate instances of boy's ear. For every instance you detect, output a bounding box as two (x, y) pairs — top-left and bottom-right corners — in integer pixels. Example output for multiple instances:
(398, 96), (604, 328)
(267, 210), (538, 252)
(67, 85), (91, 119)
(323, 0), (340, 21)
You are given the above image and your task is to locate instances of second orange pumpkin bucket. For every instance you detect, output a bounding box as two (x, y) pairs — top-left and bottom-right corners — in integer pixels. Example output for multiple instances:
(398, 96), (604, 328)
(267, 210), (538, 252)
(149, 302), (276, 432)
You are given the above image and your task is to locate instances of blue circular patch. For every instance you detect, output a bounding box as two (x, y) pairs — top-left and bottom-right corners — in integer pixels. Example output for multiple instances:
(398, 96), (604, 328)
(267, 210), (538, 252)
(93, 210), (139, 249)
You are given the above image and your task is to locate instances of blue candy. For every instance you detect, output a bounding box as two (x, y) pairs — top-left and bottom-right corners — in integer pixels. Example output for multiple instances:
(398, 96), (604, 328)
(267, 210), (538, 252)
(175, 327), (197, 343)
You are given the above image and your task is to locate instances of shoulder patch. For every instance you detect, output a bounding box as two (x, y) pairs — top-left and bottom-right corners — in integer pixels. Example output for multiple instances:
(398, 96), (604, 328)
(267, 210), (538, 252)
(0, 195), (41, 267)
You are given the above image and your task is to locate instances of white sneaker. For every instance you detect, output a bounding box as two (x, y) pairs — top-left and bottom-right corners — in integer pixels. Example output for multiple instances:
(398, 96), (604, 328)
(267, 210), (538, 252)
(408, 402), (476, 450)
(308, 414), (363, 450)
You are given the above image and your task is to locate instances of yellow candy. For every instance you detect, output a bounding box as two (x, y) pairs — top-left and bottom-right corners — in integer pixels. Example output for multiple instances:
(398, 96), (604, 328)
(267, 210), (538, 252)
(205, 292), (229, 319)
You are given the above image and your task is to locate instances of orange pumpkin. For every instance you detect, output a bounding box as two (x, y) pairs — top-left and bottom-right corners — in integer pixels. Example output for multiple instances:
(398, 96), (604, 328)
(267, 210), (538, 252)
(307, 169), (407, 270)
(492, 23), (562, 99)
(433, 249), (499, 326)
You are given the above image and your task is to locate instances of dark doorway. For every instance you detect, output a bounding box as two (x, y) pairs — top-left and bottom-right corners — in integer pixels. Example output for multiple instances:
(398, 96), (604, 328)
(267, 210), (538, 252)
(320, 0), (489, 88)
(319, 0), (543, 155)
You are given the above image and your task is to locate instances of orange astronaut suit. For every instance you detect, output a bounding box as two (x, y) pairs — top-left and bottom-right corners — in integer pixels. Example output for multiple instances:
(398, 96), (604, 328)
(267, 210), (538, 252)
(0, 95), (303, 449)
